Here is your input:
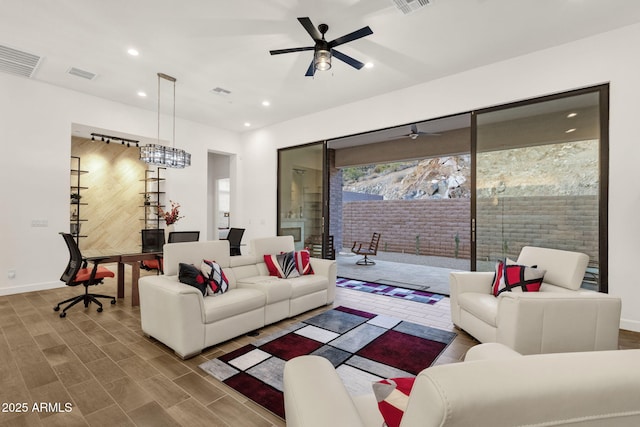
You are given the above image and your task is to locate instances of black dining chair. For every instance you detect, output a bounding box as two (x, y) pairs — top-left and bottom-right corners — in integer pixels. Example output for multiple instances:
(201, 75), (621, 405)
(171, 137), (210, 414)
(140, 229), (165, 274)
(225, 228), (245, 256)
(54, 232), (116, 318)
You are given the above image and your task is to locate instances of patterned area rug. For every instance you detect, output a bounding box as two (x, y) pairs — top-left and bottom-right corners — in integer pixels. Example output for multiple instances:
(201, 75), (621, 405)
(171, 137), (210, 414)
(199, 306), (456, 419)
(337, 277), (445, 305)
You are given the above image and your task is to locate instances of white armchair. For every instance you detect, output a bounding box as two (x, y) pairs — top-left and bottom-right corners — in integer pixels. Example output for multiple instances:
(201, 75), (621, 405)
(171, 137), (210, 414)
(450, 246), (621, 354)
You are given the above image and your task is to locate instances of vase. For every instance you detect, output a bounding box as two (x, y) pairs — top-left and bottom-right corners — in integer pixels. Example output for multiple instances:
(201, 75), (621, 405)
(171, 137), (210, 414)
(164, 224), (175, 237)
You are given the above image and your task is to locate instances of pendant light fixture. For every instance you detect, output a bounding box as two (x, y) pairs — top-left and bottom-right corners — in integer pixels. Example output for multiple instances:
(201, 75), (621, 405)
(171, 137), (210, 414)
(140, 73), (191, 168)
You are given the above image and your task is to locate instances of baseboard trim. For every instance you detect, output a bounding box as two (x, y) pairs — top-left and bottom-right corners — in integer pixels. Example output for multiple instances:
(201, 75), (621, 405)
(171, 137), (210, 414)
(620, 318), (640, 333)
(0, 281), (64, 296)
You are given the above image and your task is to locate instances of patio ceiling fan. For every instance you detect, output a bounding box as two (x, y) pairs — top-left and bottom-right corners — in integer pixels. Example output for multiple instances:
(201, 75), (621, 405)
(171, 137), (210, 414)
(403, 124), (441, 140)
(269, 17), (373, 77)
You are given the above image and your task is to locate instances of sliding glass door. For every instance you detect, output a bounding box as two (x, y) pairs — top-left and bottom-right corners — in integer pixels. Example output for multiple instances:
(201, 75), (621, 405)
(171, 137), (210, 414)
(473, 86), (608, 291)
(277, 142), (328, 257)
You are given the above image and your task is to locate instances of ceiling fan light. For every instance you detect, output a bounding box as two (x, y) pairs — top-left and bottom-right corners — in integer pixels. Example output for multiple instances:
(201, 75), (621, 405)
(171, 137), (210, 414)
(314, 49), (332, 71)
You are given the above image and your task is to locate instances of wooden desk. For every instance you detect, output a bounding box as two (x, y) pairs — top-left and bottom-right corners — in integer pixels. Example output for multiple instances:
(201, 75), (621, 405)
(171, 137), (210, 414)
(118, 252), (161, 306)
(84, 249), (162, 307)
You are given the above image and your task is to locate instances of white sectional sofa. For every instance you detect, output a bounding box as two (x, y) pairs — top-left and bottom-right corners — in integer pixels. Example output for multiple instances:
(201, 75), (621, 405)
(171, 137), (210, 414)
(138, 236), (336, 359)
(283, 343), (640, 427)
(450, 246), (621, 354)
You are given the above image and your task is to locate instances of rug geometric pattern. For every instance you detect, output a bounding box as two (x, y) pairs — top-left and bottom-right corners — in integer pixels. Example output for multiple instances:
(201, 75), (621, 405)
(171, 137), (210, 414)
(199, 306), (456, 419)
(336, 277), (445, 305)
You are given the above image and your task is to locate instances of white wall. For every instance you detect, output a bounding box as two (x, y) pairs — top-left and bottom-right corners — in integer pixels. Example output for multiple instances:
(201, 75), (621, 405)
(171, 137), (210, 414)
(239, 23), (640, 332)
(0, 74), (240, 295)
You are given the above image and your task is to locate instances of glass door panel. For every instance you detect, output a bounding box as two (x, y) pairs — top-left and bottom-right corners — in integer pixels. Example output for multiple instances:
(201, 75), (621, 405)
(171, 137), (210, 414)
(474, 89), (605, 290)
(278, 143), (325, 256)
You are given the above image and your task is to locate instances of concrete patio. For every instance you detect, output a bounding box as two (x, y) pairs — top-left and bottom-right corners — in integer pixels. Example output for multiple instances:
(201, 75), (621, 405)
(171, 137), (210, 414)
(336, 250), (470, 295)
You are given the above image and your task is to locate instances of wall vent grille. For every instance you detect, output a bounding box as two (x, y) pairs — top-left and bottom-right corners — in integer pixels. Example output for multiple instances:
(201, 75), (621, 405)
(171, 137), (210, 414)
(392, 0), (430, 15)
(0, 44), (42, 78)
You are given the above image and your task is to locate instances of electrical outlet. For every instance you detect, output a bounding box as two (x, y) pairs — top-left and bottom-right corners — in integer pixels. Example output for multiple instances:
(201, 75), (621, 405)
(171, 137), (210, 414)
(8, 270), (16, 279)
(31, 219), (48, 227)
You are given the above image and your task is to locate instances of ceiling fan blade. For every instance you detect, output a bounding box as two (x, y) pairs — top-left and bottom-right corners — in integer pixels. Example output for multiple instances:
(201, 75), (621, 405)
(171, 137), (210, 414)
(332, 49), (365, 70)
(305, 60), (316, 77)
(298, 17), (321, 41)
(328, 26), (373, 48)
(270, 46), (314, 55)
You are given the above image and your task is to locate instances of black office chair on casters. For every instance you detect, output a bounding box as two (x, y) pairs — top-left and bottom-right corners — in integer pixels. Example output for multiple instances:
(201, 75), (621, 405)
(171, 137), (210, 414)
(54, 233), (116, 318)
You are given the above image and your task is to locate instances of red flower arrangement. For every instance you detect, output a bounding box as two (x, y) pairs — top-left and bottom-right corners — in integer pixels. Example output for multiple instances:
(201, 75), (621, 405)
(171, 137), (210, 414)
(158, 200), (184, 225)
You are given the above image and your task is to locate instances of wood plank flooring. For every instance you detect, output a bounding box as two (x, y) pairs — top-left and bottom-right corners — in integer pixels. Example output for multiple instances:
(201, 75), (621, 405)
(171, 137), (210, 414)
(0, 270), (638, 426)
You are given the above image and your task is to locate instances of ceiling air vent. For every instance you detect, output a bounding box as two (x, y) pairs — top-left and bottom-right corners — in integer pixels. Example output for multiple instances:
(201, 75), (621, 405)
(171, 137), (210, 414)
(211, 86), (232, 96)
(391, 0), (430, 15)
(0, 44), (42, 78)
(67, 67), (97, 80)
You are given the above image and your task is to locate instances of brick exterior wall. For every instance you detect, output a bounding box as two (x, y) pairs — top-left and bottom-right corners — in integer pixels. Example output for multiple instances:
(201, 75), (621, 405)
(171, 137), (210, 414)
(328, 149), (344, 250)
(341, 195), (598, 262)
(476, 195), (598, 262)
(342, 199), (472, 258)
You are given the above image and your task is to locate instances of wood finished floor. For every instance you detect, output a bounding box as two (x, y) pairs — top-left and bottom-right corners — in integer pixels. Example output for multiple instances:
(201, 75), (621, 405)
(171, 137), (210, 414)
(1, 271), (638, 427)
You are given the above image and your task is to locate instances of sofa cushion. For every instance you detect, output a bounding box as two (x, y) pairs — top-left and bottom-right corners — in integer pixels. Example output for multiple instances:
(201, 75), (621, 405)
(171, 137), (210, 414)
(237, 276), (293, 303)
(264, 251), (300, 279)
(202, 288), (266, 323)
(178, 263), (208, 296)
(372, 377), (415, 427)
(288, 275), (329, 299)
(492, 260), (545, 297)
(295, 249), (314, 275)
(201, 259), (229, 295)
(458, 293), (499, 326)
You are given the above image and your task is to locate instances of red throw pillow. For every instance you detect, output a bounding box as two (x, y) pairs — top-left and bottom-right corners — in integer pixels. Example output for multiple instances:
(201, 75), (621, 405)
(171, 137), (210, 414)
(295, 249), (314, 275)
(372, 377), (416, 427)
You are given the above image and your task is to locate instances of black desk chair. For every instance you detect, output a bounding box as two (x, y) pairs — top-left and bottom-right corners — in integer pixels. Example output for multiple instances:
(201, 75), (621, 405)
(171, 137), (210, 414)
(167, 231), (200, 243)
(54, 233), (116, 318)
(140, 229), (165, 274)
(141, 230), (199, 274)
(225, 228), (245, 256)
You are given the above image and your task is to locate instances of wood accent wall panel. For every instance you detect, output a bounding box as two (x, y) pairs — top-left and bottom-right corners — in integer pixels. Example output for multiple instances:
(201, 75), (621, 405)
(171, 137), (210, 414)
(71, 136), (147, 251)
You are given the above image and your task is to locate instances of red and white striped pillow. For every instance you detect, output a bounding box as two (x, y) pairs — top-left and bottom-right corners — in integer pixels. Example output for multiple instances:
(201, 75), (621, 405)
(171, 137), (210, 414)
(264, 251), (300, 279)
(294, 249), (314, 275)
(372, 377), (415, 427)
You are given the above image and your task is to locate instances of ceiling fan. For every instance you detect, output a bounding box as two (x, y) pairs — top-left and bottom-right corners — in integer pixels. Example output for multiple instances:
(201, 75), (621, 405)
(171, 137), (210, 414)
(403, 124), (441, 140)
(270, 17), (373, 77)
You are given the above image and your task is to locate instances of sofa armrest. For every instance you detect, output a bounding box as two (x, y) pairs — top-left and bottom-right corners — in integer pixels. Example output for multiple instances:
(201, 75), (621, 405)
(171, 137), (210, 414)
(138, 275), (206, 359)
(449, 271), (494, 325)
(449, 271), (494, 295)
(497, 292), (621, 354)
(464, 343), (523, 361)
(309, 258), (337, 303)
(284, 356), (366, 427)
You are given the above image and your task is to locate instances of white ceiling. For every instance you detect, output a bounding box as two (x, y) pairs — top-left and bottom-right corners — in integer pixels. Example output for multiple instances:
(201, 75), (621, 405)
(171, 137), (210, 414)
(2, 0), (640, 134)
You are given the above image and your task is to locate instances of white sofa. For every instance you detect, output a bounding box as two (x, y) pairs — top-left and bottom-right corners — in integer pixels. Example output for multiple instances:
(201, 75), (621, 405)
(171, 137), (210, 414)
(138, 235), (336, 358)
(283, 343), (640, 427)
(450, 246), (621, 354)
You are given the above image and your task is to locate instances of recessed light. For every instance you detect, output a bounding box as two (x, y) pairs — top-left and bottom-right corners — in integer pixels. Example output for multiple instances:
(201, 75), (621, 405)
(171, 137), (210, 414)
(567, 112), (577, 118)
(127, 48), (139, 56)
(262, 100), (270, 107)
(244, 122), (251, 127)
(137, 91), (147, 97)
(565, 128), (577, 133)
(364, 62), (374, 69)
